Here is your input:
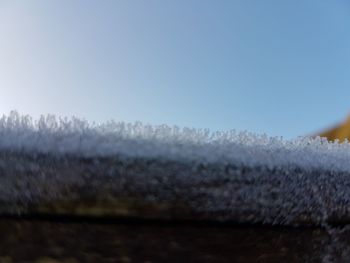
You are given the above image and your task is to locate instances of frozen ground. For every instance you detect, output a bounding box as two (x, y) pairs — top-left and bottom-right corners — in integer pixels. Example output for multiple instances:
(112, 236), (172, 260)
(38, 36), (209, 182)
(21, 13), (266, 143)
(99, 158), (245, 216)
(1, 111), (350, 226)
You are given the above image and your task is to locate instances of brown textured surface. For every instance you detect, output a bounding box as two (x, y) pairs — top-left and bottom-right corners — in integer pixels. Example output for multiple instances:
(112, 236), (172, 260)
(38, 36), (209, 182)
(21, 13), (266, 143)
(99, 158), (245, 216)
(0, 218), (347, 263)
(319, 115), (350, 142)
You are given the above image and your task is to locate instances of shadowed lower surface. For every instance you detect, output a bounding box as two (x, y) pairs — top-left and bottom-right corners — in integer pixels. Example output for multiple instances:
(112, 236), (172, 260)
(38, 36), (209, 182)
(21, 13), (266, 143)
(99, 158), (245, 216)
(3, 152), (350, 226)
(0, 218), (344, 263)
(1, 152), (350, 262)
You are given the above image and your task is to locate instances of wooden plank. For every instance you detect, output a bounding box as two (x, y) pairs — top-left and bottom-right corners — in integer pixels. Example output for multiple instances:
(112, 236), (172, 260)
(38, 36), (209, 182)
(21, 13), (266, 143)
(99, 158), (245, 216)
(1, 152), (350, 226)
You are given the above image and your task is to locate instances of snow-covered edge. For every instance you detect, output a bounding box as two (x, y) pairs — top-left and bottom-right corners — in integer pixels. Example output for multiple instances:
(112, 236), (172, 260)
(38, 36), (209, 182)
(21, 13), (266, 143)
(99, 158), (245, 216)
(0, 111), (349, 172)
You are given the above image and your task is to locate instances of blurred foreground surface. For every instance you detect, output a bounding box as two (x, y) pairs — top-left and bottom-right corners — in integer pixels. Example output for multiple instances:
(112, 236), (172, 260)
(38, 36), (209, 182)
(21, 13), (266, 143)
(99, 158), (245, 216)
(1, 218), (350, 263)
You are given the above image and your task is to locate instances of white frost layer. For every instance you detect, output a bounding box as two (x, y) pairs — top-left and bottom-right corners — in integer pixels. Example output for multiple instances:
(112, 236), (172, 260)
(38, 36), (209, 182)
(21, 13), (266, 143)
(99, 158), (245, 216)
(0, 111), (349, 172)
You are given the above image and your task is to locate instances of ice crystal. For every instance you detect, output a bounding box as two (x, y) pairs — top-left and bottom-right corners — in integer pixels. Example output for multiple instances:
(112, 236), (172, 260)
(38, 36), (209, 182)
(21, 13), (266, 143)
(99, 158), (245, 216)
(0, 111), (348, 173)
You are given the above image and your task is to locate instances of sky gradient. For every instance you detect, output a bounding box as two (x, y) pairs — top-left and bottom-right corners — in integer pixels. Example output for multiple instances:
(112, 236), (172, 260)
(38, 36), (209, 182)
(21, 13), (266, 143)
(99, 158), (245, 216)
(1, 1), (350, 138)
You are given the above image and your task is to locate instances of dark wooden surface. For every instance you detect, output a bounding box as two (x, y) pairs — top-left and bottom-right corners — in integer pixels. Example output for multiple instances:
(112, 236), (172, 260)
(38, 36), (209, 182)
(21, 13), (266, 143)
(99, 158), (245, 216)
(2, 152), (350, 262)
(0, 218), (348, 263)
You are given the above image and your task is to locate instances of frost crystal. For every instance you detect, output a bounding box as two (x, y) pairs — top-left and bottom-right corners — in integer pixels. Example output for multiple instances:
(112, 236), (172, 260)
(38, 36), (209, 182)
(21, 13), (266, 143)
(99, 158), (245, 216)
(0, 111), (349, 172)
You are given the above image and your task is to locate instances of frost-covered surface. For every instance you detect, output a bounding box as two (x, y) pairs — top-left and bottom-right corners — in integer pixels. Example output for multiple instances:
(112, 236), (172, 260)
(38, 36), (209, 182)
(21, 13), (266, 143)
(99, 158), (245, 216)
(1, 111), (350, 172)
(1, 111), (350, 226)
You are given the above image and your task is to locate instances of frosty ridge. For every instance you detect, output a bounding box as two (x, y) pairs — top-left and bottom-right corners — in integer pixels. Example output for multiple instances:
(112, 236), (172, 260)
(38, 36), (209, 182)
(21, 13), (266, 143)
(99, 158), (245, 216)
(0, 111), (348, 173)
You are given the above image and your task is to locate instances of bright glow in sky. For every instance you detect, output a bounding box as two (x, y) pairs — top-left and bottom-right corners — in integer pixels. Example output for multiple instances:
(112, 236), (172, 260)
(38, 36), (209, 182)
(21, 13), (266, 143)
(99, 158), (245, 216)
(1, 1), (350, 138)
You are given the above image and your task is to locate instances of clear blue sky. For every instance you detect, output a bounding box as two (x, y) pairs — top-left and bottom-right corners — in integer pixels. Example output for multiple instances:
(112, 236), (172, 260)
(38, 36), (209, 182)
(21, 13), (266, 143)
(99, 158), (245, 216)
(1, 1), (350, 138)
